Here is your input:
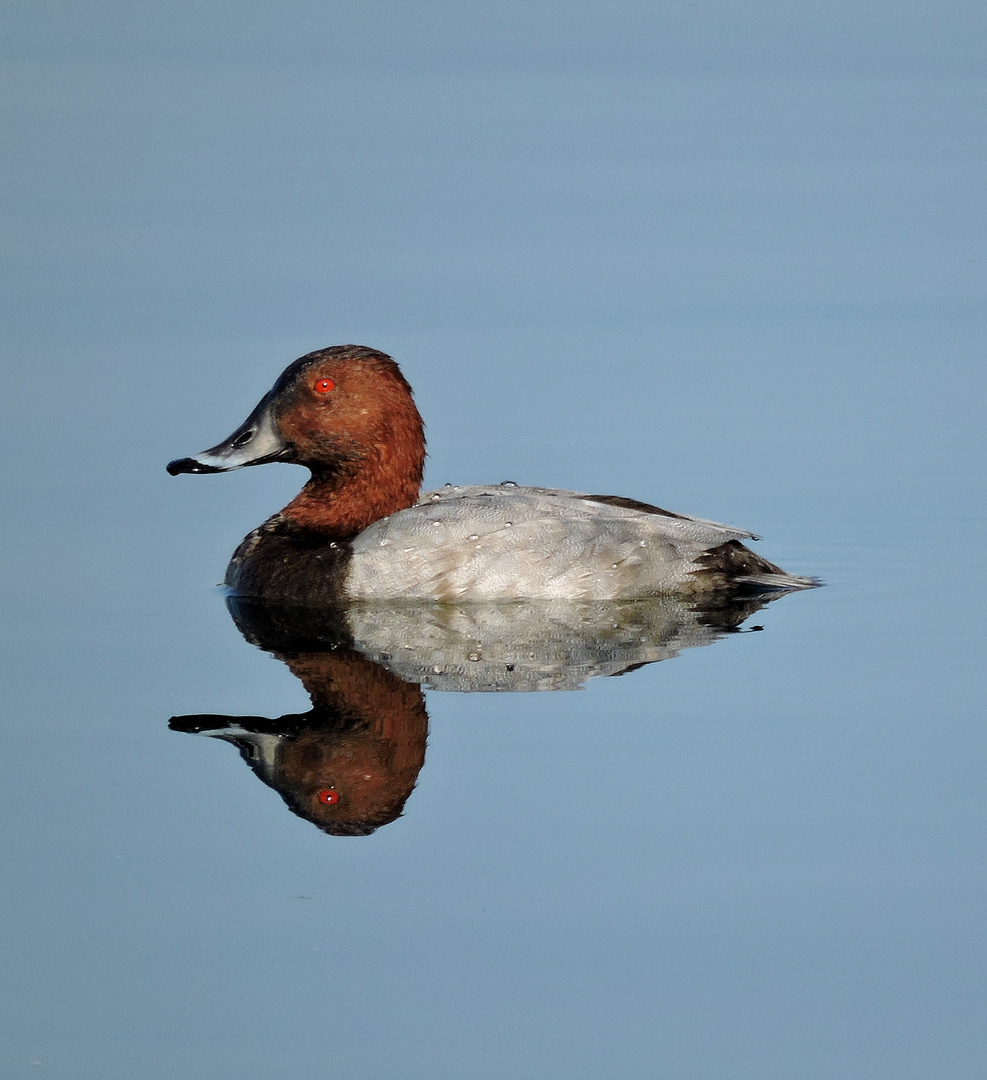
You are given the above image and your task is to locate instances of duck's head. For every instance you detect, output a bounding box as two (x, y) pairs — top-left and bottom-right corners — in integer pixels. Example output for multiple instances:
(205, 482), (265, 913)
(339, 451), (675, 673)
(168, 345), (426, 534)
(168, 344), (424, 477)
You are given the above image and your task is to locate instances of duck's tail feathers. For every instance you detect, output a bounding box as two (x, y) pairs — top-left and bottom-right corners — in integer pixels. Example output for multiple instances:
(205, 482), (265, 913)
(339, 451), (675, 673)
(734, 571), (821, 592)
(691, 540), (820, 593)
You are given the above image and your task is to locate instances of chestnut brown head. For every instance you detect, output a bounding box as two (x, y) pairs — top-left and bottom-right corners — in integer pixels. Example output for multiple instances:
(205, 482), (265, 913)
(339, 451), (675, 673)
(167, 345), (425, 480)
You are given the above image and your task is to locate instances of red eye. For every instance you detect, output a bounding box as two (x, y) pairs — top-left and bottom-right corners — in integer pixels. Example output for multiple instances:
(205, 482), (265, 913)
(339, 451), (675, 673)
(314, 378), (335, 395)
(317, 788), (339, 805)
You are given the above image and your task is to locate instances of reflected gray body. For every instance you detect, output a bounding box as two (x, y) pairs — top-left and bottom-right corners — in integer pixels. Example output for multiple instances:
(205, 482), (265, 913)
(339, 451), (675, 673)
(226, 589), (781, 693)
(346, 596), (750, 691)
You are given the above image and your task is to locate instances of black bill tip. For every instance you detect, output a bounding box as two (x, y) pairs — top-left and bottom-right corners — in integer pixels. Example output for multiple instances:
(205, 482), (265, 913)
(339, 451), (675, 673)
(167, 457), (224, 475)
(169, 713), (263, 733)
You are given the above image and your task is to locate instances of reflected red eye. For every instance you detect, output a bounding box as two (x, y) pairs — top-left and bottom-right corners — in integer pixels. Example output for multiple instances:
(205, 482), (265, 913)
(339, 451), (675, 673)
(317, 788), (339, 805)
(314, 378), (335, 394)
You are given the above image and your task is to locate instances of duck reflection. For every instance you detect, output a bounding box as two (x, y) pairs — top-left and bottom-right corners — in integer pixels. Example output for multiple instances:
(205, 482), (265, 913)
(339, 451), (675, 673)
(171, 589), (790, 835)
(172, 643), (428, 836)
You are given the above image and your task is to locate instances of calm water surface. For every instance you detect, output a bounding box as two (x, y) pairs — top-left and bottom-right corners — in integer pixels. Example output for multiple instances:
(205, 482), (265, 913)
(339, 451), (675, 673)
(2, 3), (986, 1077)
(2, 338), (983, 1080)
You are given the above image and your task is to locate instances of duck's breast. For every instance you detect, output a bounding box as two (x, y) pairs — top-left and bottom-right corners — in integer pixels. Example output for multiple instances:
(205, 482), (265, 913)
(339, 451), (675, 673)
(344, 486), (754, 601)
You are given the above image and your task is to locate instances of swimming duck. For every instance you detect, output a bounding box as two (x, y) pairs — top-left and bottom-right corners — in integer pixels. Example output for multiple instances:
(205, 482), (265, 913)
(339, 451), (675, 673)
(168, 345), (815, 604)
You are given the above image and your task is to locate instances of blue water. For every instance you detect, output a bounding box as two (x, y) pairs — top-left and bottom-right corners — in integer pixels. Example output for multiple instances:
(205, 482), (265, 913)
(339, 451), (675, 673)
(2, 3), (985, 1077)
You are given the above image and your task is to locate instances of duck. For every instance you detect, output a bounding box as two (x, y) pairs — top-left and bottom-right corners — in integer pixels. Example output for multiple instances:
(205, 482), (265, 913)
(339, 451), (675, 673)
(167, 344), (816, 605)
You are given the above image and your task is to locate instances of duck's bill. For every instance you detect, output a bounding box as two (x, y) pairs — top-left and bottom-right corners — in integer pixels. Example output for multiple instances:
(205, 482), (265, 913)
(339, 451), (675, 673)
(167, 393), (291, 475)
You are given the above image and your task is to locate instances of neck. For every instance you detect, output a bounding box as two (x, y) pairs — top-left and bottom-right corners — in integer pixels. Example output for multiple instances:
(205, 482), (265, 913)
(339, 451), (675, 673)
(280, 448), (424, 540)
(283, 649), (428, 771)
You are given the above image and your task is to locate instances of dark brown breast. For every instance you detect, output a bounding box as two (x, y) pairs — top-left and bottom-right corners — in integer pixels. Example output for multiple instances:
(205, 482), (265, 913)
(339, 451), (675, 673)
(225, 514), (354, 605)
